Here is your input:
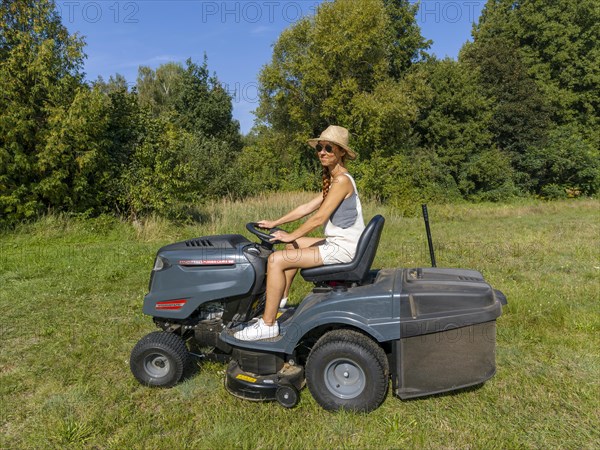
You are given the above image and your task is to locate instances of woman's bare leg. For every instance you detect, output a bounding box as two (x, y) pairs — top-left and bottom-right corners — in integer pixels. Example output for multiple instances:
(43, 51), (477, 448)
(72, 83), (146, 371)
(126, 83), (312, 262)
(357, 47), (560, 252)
(282, 238), (324, 298)
(263, 247), (323, 325)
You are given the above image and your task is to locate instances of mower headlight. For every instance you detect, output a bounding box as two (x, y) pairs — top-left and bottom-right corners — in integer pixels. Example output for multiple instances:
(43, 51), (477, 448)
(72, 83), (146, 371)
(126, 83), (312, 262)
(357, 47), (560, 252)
(153, 256), (166, 271)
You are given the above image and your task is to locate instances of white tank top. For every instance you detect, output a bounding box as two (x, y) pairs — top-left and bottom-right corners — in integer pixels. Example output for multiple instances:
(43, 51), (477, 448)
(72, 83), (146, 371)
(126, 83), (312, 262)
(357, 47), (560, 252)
(323, 173), (365, 257)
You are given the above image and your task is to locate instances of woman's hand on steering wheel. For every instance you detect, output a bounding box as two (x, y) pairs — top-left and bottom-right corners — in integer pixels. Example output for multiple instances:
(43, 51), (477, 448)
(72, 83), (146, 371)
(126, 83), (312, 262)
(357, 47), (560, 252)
(269, 229), (295, 243)
(257, 219), (278, 229)
(246, 222), (285, 246)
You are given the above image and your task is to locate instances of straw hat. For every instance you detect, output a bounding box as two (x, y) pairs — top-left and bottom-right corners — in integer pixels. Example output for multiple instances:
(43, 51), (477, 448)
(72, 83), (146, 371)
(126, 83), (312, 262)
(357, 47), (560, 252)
(308, 125), (357, 160)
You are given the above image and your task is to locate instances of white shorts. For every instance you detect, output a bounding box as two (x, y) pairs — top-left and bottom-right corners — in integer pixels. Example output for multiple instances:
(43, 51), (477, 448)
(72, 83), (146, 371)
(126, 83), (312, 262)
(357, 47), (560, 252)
(318, 240), (354, 265)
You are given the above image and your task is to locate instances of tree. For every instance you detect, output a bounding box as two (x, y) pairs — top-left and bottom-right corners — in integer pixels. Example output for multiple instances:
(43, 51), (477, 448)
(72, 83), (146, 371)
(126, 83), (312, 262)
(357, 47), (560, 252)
(406, 58), (518, 200)
(0, 1), (245, 224)
(136, 63), (185, 118)
(257, 0), (429, 137)
(123, 112), (196, 218)
(461, 34), (552, 181)
(410, 59), (494, 179)
(174, 58), (241, 147)
(471, 0), (599, 130)
(92, 76), (142, 212)
(125, 58), (243, 215)
(39, 87), (112, 212)
(0, 0), (85, 222)
(355, 149), (461, 213)
(522, 123), (599, 197)
(252, 0), (430, 192)
(383, 0), (432, 78)
(348, 77), (422, 159)
(461, 0), (599, 195)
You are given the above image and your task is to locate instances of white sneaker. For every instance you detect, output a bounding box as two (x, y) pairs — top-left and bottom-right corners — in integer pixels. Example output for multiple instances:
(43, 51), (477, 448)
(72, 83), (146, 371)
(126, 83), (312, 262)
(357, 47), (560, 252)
(234, 318), (280, 341)
(279, 297), (288, 308)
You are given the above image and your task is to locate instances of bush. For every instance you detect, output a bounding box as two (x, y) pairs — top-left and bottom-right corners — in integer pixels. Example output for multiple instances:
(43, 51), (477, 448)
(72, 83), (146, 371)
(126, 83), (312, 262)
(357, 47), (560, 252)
(354, 150), (461, 214)
(540, 184), (568, 200)
(523, 124), (600, 197)
(459, 148), (520, 201)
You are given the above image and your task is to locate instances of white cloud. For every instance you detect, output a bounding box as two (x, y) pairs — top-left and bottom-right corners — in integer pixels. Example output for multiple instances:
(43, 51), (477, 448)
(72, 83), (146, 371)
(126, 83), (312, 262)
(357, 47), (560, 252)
(250, 25), (270, 35)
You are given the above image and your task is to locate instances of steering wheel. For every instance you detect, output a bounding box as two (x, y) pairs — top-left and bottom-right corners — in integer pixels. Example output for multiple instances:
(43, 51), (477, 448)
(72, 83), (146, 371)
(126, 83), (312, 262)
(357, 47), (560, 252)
(246, 223), (284, 246)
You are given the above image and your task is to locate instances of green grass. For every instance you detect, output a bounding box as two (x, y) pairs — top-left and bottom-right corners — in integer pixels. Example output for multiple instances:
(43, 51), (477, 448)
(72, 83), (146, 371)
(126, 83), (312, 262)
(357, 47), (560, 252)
(1, 197), (599, 449)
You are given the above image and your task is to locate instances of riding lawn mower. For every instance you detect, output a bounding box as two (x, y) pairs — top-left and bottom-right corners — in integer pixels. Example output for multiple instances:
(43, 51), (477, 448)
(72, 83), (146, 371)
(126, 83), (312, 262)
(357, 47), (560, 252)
(130, 209), (507, 412)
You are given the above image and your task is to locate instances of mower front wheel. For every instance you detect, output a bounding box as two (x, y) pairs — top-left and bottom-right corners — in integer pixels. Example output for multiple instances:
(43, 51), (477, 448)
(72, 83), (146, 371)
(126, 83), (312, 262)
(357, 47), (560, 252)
(130, 331), (191, 387)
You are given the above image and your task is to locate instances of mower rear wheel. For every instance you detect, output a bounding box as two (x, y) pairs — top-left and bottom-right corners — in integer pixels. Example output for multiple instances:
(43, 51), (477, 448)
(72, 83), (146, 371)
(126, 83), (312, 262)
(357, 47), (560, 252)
(130, 331), (191, 387)
(305, 330), (389, 412)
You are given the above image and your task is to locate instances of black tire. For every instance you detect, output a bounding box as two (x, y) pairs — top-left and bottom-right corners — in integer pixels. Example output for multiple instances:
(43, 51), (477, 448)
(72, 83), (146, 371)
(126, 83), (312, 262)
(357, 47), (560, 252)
(305, 330), (389, 412)
(276, 384), (300, 408)
(130, 331), (191, 387)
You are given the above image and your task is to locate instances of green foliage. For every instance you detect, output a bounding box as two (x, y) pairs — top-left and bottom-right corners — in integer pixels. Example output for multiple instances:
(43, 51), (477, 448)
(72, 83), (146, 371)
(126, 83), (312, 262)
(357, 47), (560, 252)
(133, 60), (243, 214)
(352, 57), (519, 205)
(180, 133), (244, 203)
(123, 113), (196, 218)
(459, 0), (599, 197)
(459, 148), (519, 201)
(0, 0), (85, 223)
(1, 0), (598, 226)
(233, 127), (320, 196)
(349, 78), (421, 158)
(410, 59), (500, 194)
(35, 81), (142, 215)
(522, 124), (600, 198)
(123, 72), (243, 218)
(461, 34), (553, 187)
(174, 58), (241, 147)
(0, 1), (241, 224)
(412, 60), (492, 164)
(470, 0), (599, 130)
(355, 150), (461, 213)
(383, 0), (432, 78)
(136, 62), (185, 117)
(136, 58), (242, 144)
(256, 0), (427, 140)
(39, 87), (112, 210)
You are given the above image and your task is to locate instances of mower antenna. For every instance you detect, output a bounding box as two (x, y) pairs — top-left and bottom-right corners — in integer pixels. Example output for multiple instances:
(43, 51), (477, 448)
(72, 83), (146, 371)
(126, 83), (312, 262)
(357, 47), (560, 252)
(421, 204), (437, 267)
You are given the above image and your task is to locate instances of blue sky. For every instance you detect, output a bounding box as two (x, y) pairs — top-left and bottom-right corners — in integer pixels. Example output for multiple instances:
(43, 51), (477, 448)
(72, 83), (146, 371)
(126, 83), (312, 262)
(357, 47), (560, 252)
(59, 1), (486, 134)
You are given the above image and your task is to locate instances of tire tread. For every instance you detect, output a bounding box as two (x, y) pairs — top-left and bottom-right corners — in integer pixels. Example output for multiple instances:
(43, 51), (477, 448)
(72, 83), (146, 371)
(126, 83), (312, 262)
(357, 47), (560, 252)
(306, 329), (389, 412)
(130, 331), (191, 387)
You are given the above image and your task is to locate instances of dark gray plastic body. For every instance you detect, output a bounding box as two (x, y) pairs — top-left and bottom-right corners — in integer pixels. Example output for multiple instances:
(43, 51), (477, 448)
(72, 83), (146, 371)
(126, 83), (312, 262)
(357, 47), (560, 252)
(143, 234), (264, 319)
(219, 267), (503, 399)
(393, 268), (501, 398)
(221, 268), (502, 350)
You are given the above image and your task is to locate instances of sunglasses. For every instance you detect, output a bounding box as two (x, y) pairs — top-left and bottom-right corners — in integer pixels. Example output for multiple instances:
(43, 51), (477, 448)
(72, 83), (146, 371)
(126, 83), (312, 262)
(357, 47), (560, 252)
(315, 143), (334, 154)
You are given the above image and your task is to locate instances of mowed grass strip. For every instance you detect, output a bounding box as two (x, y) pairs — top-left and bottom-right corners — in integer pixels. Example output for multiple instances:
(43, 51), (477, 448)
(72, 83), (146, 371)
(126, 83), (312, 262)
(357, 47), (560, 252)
(0, 198), (598, 449)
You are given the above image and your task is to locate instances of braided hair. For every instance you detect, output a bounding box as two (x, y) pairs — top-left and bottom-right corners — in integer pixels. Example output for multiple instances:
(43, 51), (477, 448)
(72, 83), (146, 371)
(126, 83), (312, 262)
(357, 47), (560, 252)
(321, 147), (347, 199)
(322, 166), (332, 199)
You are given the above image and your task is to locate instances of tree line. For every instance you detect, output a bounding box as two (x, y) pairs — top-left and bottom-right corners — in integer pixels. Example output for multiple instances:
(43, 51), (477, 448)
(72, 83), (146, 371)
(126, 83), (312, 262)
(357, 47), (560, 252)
(1, 0), (598, 226)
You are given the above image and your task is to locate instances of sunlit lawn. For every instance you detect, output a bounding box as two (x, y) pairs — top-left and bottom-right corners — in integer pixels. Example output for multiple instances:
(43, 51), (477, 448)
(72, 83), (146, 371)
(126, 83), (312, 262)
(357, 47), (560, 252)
(1, 197), (598, 448)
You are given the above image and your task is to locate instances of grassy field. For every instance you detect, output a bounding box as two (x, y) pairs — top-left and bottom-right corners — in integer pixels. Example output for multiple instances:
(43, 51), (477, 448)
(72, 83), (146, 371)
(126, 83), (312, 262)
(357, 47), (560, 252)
(1, 196), (599, 449)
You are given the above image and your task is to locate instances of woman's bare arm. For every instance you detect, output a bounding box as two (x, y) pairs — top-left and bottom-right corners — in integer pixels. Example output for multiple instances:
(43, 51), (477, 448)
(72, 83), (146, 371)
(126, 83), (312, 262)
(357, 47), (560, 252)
(285, 176), (353, 241)
(259, 194), (323, 228)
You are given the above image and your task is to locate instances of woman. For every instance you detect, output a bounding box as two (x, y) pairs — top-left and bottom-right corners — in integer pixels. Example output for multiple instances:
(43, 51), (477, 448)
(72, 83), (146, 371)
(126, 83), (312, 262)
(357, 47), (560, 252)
(234, 125), (365, 341)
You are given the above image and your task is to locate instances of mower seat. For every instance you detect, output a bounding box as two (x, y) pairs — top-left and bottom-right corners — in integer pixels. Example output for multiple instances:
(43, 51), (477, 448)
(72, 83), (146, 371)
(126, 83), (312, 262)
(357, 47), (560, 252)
(300, 215), (385, 284)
